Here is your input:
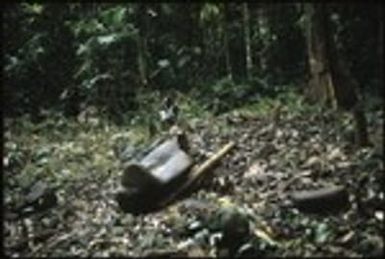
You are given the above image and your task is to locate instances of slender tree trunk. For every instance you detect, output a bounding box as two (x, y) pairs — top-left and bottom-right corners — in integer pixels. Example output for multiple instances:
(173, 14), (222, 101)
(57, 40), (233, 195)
(137, 4), (148, 87)
(200, 5), (214, 81)
(243, 3), (253, 80)
(256, 4), (267, 74)
(223, 4), (233, 81)
(379, 7), (383, 97)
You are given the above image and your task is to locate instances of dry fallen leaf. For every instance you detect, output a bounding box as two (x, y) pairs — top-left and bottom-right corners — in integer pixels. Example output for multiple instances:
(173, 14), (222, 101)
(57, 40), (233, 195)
(253, 228), (279, 247)
(327, 147), (345, 161)
(243, 161), (266, 179)
(302, 155), (323, 169)
(374, 211), (383, 221)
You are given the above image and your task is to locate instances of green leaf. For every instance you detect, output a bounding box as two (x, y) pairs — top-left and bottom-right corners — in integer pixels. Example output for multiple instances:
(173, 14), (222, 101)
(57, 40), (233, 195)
(97, 34), (118, 45)
(101, 7), (126, 27)
(158, 59), (170, 68)
(22, 3), (44, 15)
(200, 3), (221, 23)
(112, 7), (127, 24)
(314, 223), (330, 244)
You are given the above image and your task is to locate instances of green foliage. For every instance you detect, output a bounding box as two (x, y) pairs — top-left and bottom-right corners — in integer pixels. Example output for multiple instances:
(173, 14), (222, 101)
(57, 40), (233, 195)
(4, 3), (76, 118)
(199, 3), (222, 24)
(3, 3), (382, 120)
(70, 5), (139, 117)
(196, 78), (251, 114)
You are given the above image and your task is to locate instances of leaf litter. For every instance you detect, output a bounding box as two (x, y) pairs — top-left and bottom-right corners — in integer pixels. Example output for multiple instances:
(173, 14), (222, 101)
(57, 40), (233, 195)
(3, 107), (383, 257)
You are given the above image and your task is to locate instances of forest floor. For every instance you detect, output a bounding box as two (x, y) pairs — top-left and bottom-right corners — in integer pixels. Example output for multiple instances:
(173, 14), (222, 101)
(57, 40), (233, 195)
(3, 93), (384, 257)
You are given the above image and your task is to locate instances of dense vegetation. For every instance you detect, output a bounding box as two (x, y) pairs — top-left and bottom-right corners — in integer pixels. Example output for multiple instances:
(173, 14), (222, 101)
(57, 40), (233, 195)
(3, 3), (383, 257)
(4, 3), (382, 120)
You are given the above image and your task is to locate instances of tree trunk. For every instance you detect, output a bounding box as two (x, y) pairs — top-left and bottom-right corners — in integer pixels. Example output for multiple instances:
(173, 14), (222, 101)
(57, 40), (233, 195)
(137, 4), (149, 87)
(305, 3), (369, 146)
(305, 3), (336, 107)
(243, 3), (253, 80)
(256, 4), (268, 75)
(379, 7), (383, 97)
(223, 4), (233, 81)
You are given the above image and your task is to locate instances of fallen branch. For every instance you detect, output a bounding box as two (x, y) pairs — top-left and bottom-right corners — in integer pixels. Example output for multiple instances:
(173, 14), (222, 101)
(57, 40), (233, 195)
(160, 141), (236, 207)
